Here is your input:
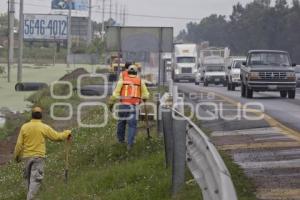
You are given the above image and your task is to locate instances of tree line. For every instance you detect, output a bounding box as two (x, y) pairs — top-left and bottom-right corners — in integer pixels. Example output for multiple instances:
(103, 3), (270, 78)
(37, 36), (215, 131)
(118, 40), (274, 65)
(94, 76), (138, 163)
(177, 0), (300, 63)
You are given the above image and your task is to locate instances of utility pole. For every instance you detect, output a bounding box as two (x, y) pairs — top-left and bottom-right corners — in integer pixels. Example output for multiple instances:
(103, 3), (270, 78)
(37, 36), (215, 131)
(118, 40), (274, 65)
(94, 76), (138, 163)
(87, 0), (92, 45)
(122, 5), (125, 26)
(17, 0), (24, 82)
(119, 5), (122, 23)
(109, 0), (112, 19)
(101, 0), (105, 40)
(7, 0), (15, 82)
(115, 2), (118, 23)
(67, 0), (72, 68)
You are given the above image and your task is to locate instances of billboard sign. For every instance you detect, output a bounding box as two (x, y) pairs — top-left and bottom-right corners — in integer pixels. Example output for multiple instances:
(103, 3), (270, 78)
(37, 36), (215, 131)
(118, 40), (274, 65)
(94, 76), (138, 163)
(24, 14), (68, 41)
(51, 0), (88, 11)
(105, 27), (174, 54)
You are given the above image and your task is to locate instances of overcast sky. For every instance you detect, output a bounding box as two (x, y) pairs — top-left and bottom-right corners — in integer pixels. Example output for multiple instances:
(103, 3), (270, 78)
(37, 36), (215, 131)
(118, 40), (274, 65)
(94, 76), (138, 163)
(0, 0), (293, 34)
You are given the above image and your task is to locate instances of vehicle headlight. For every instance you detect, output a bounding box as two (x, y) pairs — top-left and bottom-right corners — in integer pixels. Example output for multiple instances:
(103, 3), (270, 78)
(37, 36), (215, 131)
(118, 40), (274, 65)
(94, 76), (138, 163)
(249, 72), (260, 80)
(175, 69), (179, 74)
(193, 68), (197, 73)
(287, 72), (296, 80)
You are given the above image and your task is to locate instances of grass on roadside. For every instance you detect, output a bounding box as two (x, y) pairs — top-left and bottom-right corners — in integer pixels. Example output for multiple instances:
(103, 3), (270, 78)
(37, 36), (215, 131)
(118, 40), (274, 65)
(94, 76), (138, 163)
(0, 82), (202, 200)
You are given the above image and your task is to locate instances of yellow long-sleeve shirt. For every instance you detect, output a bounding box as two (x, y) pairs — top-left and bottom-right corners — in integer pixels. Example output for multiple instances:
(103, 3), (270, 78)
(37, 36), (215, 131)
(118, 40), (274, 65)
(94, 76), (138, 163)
(14, 119), (71, 159)
(111, 75), (150, 101)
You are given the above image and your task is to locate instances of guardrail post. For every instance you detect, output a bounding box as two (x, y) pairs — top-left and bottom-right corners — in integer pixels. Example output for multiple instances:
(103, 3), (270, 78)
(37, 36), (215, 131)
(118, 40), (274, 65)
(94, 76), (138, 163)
(172, 115), (187, 195)
(162, 108), (173, 168)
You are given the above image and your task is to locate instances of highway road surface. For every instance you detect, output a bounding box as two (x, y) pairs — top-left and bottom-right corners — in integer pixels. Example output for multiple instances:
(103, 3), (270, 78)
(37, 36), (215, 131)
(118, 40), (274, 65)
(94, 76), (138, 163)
(176, 82), (300, 200)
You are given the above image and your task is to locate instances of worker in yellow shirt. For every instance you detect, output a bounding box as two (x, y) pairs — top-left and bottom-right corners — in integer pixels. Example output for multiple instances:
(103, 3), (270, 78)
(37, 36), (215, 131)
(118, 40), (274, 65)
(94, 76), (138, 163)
(109, 65), (149, 150)
(14, 106), (72, 200)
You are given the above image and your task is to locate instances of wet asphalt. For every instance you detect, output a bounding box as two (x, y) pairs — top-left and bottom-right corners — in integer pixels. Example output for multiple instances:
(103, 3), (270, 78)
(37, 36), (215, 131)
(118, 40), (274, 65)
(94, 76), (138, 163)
(177, 83), (300, 200)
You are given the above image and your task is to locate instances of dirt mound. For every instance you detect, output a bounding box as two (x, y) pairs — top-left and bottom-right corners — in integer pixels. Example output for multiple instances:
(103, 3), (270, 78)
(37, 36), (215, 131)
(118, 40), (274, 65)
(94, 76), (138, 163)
(59, 68), (88, 81)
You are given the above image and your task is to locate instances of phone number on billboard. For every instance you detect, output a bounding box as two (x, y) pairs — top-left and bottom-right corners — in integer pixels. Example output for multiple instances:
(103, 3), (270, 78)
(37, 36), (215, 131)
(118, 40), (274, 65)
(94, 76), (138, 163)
(24, 19), (67, 39)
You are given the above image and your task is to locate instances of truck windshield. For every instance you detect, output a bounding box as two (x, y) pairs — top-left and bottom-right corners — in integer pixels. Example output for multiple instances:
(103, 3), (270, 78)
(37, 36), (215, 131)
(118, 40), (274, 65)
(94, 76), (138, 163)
(206, 66), (224, 72)
(249, 53), (290, 66)
(177, 57), (195, 63)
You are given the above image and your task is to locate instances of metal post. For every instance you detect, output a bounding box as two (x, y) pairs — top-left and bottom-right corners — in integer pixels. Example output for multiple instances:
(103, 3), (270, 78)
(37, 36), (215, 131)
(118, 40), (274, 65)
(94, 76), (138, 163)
(158, 28), (163, 87)
(8, 0), (15, 83)
(172, 115), (186, 195)
(87, 0), (92, 45)
(156, 28), (163, 135)
(117, 26), (121, 77)
(17, 0), (23, 83)
(67, 0), (72, 68)
(162, 109), (173, 168)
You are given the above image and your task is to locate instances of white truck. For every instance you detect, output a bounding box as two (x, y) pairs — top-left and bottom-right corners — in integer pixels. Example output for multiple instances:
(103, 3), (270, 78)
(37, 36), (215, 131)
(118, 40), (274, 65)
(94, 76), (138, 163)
(172, 44), (198, 82)
(226, 57), (246, 91)
(199, 47), (230, 87)
(202, 56), (226, 86)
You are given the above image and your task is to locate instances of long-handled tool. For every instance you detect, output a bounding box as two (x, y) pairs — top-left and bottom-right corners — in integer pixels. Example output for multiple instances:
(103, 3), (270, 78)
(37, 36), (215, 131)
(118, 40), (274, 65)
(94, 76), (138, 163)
(64, 136), (72, 184)
(144, 102), (151, 140)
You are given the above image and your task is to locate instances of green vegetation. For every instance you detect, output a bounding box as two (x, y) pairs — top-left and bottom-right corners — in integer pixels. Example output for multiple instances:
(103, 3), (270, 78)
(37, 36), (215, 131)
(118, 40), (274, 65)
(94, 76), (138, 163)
(220, 152), (256, 200)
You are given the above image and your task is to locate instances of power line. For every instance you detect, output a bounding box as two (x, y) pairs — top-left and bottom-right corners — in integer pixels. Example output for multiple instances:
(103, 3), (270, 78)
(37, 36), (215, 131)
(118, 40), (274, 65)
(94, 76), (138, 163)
(11, 1), (202, 21)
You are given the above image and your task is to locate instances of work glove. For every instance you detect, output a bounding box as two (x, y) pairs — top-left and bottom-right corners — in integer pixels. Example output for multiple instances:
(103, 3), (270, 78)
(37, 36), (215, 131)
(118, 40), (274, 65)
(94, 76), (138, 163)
(108, 97), (115, 112)
(64, 130), (72, 141)
(15, 156), (21, 163)
(109, 103), (114, 112)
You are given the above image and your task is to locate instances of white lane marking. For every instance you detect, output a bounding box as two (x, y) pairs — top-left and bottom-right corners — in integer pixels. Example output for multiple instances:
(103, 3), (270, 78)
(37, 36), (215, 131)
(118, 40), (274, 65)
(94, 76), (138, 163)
(211, 127), (282, 137)
(239, 159), (300, 169)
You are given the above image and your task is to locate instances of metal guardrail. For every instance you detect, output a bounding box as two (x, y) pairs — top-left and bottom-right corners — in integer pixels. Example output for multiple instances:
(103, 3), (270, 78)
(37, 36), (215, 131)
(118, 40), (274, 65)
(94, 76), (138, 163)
(160, 92), (237, 200)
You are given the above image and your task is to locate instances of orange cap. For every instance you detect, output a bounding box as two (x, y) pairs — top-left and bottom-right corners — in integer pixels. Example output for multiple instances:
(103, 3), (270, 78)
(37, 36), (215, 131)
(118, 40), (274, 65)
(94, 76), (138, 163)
(32, 106), (42, 113)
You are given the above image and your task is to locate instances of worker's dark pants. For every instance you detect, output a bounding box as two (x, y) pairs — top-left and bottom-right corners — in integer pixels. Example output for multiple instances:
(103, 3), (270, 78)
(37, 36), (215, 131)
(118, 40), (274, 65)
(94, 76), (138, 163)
(117, 104), (138, 146)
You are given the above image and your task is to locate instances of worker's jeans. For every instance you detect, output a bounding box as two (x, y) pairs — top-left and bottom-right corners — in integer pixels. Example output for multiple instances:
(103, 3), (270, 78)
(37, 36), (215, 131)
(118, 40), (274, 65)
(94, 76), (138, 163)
(23, 157), (45, 200)
(117, 104), (138, 146)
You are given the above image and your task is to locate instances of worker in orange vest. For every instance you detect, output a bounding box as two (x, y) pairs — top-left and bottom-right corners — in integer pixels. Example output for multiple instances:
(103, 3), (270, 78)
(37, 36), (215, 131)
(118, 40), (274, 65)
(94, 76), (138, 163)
(109, 65), (149, 150)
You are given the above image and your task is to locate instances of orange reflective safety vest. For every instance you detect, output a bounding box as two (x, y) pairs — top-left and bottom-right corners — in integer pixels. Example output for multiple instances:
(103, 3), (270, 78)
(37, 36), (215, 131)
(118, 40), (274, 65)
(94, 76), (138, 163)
(120, 73), (142, 105)
(122, 70), (128, 79)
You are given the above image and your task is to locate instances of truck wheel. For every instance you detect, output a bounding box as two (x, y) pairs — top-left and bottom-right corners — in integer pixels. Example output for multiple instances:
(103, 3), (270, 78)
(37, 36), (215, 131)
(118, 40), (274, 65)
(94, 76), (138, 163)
(227, 83), (231, 90)
(280, 91), (287, 98)
(232, 84), (236, 91)
(195, 82), (200, 85)
(246, 85), (253, 98)
(204, 80), (208, 87)
(288, 90), (296, 99)
(241, 83), (246, 97)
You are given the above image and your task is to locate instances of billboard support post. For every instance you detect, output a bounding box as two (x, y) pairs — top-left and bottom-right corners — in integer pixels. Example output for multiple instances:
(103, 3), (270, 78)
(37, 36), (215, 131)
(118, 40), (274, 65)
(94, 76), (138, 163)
(17, 0), (24, 82)
(8, 0), (15, 83)
(67, 0), (72, 68)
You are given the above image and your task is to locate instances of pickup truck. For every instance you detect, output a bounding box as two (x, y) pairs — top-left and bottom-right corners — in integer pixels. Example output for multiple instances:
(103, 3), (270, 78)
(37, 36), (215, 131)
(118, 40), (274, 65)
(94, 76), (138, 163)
(240, 50), (297, 99)
(227, 57), (246, 91)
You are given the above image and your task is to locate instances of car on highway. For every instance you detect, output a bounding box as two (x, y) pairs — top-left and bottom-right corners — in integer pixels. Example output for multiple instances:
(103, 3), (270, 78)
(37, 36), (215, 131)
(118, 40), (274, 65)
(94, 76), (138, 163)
(227, 57), (246, 91)
(240, 50), (297, 98)
(296, 65), (300, 87)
